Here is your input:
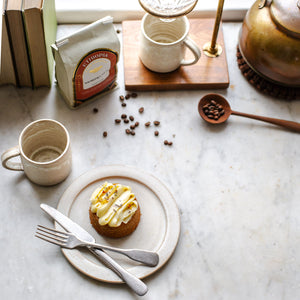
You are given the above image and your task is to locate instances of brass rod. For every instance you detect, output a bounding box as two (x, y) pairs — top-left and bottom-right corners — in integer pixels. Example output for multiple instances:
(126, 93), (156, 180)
(203, 0), (225, 57)
(211, 0), (225, 50)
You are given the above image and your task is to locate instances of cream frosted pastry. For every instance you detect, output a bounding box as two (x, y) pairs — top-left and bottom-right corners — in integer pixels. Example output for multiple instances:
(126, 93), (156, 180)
(89, 182), (140, 238)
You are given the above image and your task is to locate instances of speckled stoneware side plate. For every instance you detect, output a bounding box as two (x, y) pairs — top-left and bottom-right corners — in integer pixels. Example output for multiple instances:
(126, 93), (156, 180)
(56, 165), (180, 283)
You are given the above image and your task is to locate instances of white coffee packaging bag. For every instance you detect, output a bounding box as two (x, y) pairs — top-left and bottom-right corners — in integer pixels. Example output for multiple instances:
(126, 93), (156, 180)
(52, 16), (120, 109)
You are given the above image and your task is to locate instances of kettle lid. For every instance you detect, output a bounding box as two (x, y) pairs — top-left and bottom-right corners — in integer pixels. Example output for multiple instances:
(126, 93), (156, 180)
(270, 0), (300, 38)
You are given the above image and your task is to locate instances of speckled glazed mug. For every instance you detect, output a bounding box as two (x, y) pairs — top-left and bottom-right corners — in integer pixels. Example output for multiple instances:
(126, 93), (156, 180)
(1, 119), (72, 186)
(139, 14), (201, 73)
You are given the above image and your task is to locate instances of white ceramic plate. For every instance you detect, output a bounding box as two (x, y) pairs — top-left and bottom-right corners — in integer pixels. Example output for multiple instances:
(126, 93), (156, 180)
(56, 165), (180, 282)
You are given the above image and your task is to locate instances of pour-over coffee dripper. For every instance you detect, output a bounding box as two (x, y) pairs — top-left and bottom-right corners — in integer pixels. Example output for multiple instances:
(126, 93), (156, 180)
(138, 0), (226, 57)
(138, 0), (198, 19)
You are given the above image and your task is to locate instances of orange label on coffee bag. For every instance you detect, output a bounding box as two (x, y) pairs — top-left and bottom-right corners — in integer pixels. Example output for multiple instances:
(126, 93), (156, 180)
(73, 49), (118, 103)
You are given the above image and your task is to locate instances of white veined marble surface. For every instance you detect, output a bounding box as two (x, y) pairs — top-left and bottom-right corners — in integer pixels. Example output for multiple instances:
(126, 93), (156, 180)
(0, 22), (300, 300)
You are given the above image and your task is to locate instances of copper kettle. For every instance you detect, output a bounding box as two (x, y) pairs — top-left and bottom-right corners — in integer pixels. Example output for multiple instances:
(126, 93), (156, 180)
(238, 0), (300, 87)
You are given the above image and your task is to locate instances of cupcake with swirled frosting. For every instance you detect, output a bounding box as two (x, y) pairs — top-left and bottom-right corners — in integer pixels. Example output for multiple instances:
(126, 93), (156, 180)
(89, 182), (140, 238)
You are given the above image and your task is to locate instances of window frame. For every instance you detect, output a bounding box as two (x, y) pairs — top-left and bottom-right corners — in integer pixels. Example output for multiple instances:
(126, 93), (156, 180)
(55, 0), (253, 23)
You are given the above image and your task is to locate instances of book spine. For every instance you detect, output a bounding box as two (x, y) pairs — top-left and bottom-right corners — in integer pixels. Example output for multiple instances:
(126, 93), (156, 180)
(5, 4), (33, 87)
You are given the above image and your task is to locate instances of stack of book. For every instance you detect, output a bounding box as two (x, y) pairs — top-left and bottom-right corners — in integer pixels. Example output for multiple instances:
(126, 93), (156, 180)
(0, 0), (57, 88)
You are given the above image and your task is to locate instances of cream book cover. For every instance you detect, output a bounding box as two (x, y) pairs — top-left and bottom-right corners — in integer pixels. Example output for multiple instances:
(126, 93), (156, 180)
(0, 0), (17, 86)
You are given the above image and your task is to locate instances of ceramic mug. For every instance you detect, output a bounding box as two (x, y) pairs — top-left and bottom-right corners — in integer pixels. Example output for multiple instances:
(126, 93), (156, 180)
(139, 14), (201, 73)
(1, 119), (72, 186)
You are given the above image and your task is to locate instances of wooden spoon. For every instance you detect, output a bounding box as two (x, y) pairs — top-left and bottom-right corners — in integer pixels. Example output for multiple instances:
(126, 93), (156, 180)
(198, 93), (300, 132)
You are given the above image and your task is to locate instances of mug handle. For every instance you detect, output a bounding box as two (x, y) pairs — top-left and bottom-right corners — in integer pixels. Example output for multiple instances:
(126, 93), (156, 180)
(1, 146), (24, 171)
(181, 36), (201, 66)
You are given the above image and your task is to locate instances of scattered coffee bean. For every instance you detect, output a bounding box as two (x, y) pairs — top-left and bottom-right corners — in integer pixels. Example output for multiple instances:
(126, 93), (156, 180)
(154, 131), (159, 136)
(93, 108), (98, 113)
(125, 94), (131, 100)
(129, 116), (134, 121)
(115, 119), (121, 124)
(164, 140), (169, 145)
(154, 120), (160, 126)
(124, 119), (129, 123)
(139, 107), (144, 113)
(116, 29), (121, 34)
(145, 121), (151, 127)
(121, 114), (127, 119)
(125, 129), (131, 134)
(168, 141), (173, 146)
(103, 131), (107, 137)
(130, 124), (135, 130)
(119, 95), (124, 101)
(131, 92), (138, 98)
(131, 131), (135, 136)
(135, 121), (139, 127)
(122, 102), (126, 107)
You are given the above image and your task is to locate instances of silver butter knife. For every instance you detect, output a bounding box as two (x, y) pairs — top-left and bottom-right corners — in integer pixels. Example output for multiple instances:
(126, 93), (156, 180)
(40, 203), (148, 296)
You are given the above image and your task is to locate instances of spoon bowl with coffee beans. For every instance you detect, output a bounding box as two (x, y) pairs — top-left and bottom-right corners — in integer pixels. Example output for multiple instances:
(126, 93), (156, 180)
(198, 93), (300, 132)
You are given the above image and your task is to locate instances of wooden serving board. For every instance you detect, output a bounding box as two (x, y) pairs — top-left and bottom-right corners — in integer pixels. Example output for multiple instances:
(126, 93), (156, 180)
(122, 18), (229, 91)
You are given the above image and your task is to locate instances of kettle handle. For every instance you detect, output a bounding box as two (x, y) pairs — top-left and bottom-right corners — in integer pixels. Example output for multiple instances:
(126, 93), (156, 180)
(258, 0), (267, 9)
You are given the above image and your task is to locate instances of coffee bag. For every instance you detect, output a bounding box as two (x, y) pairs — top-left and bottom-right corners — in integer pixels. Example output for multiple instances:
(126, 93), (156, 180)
(52, 16), (120, 109)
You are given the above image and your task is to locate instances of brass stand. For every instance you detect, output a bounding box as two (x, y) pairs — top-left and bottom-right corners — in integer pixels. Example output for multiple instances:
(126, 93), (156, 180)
(203, 0), (225, 57)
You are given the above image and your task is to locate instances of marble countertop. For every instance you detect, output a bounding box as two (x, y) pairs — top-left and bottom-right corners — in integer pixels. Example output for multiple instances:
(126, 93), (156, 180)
(1, 22), (300, 300)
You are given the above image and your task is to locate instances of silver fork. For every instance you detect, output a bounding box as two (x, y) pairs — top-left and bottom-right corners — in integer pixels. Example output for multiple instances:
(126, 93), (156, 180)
(35, 225), (159, 267)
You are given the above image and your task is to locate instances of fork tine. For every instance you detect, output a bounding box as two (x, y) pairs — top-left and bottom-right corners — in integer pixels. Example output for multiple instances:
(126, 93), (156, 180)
(37, 225), (68, 237)
(35, 229), (66, 243)
(36, 225), (68, 244)
(35, 232), (65, 247)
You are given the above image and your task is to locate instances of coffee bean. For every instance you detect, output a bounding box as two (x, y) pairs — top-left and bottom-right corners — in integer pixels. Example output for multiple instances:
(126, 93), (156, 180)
(154, 121), (160, 126)
(124, 119), (129, 123)
(131, 92), (138, 98)
(130, 124), (135, 130)
(131, 131), (135, 136)
(145, 121), (151, 127)
(103, 131), (107, 137)
(93, 108), (98, 113)
(139, 107), (144, 113)
(135, 122), (139, 127)
(168, 141), (173, 146)
(154, 131), (159, 136)
(116, 29), (121, 34)
(164, 140), (168, 145)
(125, 129), (131, 134)
(115, 119), (121, 124)
(119, 95), (124, 101)
(202, 99), (226, 121)
(122, 102), (126, 107)
(121, 114), (127, 119)
(125, 94), (131, 100)
(129, 116), (134, 121)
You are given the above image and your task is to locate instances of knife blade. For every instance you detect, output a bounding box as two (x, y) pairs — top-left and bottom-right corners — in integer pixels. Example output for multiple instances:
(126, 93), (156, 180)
(40, 203), (148, 296)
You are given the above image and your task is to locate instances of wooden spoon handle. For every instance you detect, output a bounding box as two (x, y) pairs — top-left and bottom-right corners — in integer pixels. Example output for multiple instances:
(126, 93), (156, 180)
(231, 110), (300, 132)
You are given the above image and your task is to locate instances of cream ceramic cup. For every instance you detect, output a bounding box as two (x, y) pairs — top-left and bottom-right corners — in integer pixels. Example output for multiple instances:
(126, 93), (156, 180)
(139, 14), (201, 73)
(1, 119), (72, 186)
